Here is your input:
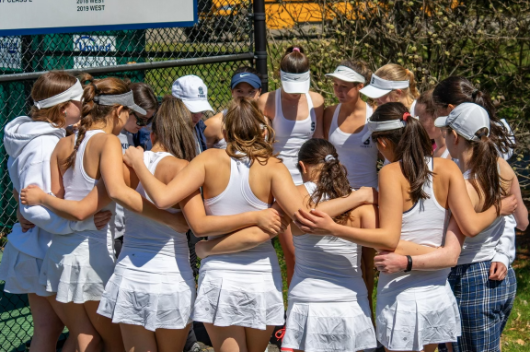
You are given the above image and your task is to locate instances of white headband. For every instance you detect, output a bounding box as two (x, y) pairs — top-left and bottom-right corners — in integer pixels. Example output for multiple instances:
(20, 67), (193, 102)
(325, 65), (366, 83)
(34, 80), (84, 109)
(370, 74), (409, 90)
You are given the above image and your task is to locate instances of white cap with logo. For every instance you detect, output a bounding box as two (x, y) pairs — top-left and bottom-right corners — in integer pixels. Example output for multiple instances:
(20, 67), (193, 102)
(171, 75), (214, 113)
(434, 102), (490, 141)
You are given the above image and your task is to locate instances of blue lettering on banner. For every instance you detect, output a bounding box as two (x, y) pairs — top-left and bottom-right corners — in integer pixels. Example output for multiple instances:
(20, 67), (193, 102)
(74, 36), (112, 52)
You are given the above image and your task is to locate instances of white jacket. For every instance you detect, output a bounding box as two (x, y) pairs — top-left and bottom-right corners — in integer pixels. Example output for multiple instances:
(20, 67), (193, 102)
(4, 116), (96, 259)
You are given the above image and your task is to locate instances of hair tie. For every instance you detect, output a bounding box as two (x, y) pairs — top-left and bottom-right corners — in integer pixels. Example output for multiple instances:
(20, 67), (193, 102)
(472, 89), (479, 99)
(292, 47), (300, 53)
(324, 154), (336, 163)
(403, 112), (411, 121)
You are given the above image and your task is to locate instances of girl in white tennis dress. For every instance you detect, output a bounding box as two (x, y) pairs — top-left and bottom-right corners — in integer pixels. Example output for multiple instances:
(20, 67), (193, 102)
(122, 98), (340, 352)
(324, 60), (378, 189)
(257, 45), (325, 284)
(294, 102), (517, 351)
(282, 138), (378, 352)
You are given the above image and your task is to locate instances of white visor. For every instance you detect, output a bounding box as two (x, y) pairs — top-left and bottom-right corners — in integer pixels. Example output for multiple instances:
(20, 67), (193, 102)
(359, 74), (410, 99)
(281, 70), (310, 94)
(33, 80), (84, 109)
(362, 119), (406, 141)
(325, 65), (366, 83)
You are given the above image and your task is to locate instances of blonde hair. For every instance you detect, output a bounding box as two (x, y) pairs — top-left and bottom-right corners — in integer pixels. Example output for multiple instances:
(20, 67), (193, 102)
(375, 64), (419, 101)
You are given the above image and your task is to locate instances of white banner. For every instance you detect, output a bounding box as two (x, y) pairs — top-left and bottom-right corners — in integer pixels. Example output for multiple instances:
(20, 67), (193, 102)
(0, 0), (196, 35)
(0, 37), (21, 69)
(73, 35), (117, 69)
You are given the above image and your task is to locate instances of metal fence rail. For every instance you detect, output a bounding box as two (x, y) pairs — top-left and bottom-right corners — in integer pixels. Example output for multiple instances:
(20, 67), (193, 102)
(0, 0), (263, 350)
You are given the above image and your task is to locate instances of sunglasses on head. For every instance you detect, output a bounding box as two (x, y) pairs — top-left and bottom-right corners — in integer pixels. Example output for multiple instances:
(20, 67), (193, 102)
(132, 111), (154, 127)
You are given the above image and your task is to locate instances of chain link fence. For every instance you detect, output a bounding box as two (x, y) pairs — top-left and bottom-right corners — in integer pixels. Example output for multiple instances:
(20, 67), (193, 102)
(0, 1), (256, 350)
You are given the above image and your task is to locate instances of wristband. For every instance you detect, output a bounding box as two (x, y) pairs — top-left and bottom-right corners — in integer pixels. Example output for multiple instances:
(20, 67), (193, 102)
(404, 255), (413, 272)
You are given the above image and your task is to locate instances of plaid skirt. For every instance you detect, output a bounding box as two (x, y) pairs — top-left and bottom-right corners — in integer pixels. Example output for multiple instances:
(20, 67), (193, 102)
(447, 260), (516, 352)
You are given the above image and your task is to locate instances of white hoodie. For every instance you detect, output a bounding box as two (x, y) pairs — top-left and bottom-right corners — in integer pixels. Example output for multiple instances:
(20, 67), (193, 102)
(4, 116), (96, 259)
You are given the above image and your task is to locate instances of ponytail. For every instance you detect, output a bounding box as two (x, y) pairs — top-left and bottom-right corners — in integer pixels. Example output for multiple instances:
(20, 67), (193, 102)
(298, 139), (352, 225)
(64, 74), (130, 170)
(433, 76), (516, 155)
(462, 128), (507, 215)
(371, 102), (433, 203)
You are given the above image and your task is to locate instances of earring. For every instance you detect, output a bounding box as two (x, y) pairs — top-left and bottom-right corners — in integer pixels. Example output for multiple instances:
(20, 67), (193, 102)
(63, 111), (67, 118)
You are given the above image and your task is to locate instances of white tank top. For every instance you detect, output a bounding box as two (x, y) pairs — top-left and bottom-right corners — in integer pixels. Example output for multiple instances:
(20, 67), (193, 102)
(63, 130), (116, 244)
(440, 147), (451, 159)
(202, 156), (280, 273)
(378, 158), (450, 295)
(457, 169), (506, 265)
(272, 89), (316, 185)
(328, 103), (378, 189)
(123, 151), (190, 270)
(289, 182), (367, 302)
(212, 110), (228, 149)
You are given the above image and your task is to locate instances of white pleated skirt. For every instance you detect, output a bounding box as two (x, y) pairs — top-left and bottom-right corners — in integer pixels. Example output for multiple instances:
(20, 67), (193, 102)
(0, 242), (51, 297)
(282, 298), (378, 352)
(193, 269), (285, 330)
(97, 250), (195, 331)
(376, 281), (461, 351)
(39, 234), (115, 303)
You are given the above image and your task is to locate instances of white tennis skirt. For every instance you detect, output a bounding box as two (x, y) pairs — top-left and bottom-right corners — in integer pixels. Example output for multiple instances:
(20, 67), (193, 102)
(376, 281), (461, 351)
(39, 234), (115, 304)
(0, 242), (51, 297)
(97, 250), (195, 331)
(193, 269), (285, 330)
(282, 298), (377, 352)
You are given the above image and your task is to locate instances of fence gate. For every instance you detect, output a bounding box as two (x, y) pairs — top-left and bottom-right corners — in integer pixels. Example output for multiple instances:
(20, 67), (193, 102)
(0, 0), (267, 350)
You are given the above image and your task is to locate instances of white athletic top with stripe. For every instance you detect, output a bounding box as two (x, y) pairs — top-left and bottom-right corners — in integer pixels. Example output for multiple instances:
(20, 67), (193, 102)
(63, 130), (116, 245)
(378, 157), (450, 295)
(289, 182), (367, 302)
(328, 103), (378, 189)
(457, 169), (506, 265)
(202, 156), (280, 273)
(272, 89), (316, 185)
(123, 151), (189, 262)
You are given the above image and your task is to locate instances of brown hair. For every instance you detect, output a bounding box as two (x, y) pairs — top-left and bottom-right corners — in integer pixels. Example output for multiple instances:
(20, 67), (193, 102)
(375, 64), (420, 100)
(129, 82), (158, 115)
(151, 95), (196, 162)
(297, 138), (352, 225)
(64, 73), (131, 169)
(371, 102), (433, 203)
(30, 71), (78, 127)
(450, 126), (507, 215)
(339, 59), (372, 85)
(280, 46), (310, 73)
(224, 97), (276, 165)
(416, 89), (436, 116)
(432, 76), (516, 155)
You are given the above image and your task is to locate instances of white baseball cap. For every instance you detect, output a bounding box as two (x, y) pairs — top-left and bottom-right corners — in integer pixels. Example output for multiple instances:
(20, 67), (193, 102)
(280, 70), (310, 94)
(171, 75), (213, 113)
(434, 103), (490, 141)
(325, 65), (366, 83)
(359, 73), (409, 99)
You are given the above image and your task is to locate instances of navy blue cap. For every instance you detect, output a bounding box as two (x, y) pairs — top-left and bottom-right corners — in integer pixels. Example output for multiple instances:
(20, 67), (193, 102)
(230, 72), (262, 90)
